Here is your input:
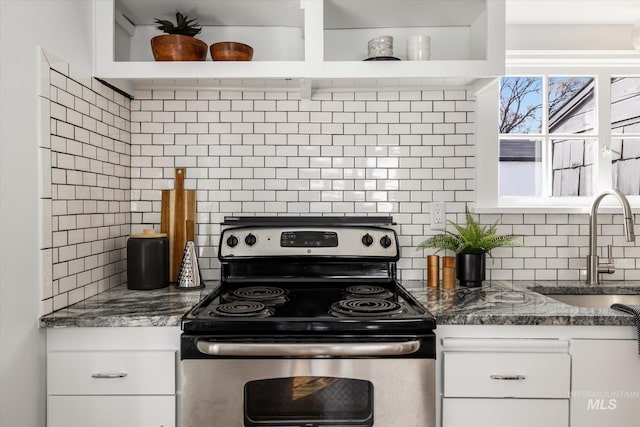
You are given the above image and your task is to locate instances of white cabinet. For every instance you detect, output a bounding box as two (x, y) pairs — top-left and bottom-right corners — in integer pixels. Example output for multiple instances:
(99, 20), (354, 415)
(94, 0), (505, 90)
(48, 351), (175, 395)
(436, 325), (639, 427)
(440, 337), (570, 427)
(46, 327), (180, 427)
(444, 352), (570, 398)
(570, 339), (640, 427)
(442, 399), (568, 427)
(49, 396), (175, 427)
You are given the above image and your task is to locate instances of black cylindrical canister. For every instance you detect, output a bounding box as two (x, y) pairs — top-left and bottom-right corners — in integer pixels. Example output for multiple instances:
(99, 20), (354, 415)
(127, 229), (169, 290)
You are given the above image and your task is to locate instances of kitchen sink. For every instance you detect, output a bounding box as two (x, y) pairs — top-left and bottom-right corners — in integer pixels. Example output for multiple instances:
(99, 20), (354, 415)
(545, 293), (640, 309)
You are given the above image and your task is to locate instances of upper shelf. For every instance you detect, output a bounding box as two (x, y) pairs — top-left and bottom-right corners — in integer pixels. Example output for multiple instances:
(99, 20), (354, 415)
(323, 0), (488, 29)
(115, 0), (302, 26)
(96, 0), (505, 93)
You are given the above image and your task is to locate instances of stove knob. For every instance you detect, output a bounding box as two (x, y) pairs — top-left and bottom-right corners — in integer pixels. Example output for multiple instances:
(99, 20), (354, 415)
(245, 233), (257, 246)
(361, 233), (374, 246)
(380, 235), (392, 248)
(226, 235), (238, 248)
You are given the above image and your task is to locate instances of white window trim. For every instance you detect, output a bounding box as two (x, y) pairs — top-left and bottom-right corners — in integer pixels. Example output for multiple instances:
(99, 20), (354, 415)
(474, 50), (640, 214)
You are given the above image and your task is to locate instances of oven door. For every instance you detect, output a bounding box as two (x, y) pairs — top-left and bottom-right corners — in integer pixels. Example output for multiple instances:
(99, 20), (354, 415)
(180, 337), (435, 427)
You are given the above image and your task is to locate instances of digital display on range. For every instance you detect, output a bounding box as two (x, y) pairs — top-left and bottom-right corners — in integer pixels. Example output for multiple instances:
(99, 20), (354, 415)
(280, 231), (338, 247)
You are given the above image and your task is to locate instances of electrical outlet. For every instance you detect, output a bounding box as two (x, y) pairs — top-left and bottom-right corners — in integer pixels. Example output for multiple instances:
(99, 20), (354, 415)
(430, 202), (446, 230)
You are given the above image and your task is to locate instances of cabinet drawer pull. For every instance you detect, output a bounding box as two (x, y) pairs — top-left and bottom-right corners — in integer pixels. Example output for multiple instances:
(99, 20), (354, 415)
(490, 374), (526, 381)
(91, 372), (128, 379)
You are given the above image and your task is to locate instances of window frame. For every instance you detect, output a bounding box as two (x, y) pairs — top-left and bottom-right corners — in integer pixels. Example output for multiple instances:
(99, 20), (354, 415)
(475, 51), (640, 213)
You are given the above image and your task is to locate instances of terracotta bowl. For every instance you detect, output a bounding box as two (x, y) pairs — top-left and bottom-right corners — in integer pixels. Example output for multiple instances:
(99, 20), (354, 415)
(151, 34), (208, 61)
(210, 42), (254, 61)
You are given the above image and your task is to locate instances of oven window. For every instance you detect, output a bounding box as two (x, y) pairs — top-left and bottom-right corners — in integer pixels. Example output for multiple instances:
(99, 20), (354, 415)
(244, 376), (373, 426)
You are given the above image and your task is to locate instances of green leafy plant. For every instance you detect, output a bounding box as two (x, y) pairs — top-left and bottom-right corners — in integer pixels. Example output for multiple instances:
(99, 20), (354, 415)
(417, 206), (522, 256)
(154, 11), (202, 37)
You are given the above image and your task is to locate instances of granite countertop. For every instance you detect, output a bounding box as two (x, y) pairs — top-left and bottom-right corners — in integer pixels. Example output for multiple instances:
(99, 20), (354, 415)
(39, 283), (214, 328)
(40, 280), (639, 328)
(403, 280), (640, 327)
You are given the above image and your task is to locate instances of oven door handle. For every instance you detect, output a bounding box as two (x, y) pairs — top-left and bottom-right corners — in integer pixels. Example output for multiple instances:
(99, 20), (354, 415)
(195, 339), (421, 357)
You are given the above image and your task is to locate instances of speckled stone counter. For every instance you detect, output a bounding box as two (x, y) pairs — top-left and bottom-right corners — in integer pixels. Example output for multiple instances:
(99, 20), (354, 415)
(402, 280), (640, 327)
(39, 283), (215, 328)
(40, 280), (639, 328)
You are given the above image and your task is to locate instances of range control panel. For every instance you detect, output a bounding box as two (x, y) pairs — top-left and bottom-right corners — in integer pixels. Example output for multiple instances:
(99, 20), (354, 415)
(219, 226), (398, 259)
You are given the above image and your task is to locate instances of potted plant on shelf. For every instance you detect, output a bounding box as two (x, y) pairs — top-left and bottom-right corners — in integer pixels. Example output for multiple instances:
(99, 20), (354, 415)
(417, 206), (522, 287)
(151, 11), (208, 61)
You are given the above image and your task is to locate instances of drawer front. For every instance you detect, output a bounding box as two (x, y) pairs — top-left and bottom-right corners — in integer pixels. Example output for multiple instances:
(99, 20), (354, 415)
(49, 395), (175, 427)
(444, 352), (570, 398)
(443, 398), (568, 427)
(48, 350), (175, 395)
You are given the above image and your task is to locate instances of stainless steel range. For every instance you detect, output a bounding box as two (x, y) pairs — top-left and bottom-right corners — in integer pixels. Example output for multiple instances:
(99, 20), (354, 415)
(180, 216), (436, 427)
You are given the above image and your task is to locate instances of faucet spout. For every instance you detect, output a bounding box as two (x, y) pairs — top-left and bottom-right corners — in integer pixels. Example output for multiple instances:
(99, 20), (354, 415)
(587, 189), (636, 284)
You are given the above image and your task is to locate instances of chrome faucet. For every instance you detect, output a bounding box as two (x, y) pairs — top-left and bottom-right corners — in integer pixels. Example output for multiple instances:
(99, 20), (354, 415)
(587, 189), (635, 284)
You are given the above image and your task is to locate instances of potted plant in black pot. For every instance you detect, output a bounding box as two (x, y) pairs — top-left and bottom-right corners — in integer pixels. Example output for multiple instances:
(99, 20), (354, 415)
(417, 206), (522, 287)
(151, 11), (208, 61)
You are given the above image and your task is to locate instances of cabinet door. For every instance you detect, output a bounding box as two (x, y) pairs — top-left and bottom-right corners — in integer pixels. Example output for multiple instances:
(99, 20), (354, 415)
(443, 398), (568, 427)
(48, 395), (175, 427)
(571, 339), (640, 427)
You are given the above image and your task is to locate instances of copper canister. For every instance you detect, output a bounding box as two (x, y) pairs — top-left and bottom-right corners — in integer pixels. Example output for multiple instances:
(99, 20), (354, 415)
(442, 256), (456, 289)
(427, 255), (439, 287)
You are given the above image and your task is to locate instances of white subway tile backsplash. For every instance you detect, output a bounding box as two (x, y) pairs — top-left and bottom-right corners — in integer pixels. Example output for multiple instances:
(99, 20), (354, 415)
(39, 62), (130, 315)
(444, 90), (466, 100)
(39, 63), (640, 313)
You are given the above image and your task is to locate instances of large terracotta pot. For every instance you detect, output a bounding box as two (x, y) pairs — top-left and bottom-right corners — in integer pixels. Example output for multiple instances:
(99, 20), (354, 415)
(151, 34), (208, 61)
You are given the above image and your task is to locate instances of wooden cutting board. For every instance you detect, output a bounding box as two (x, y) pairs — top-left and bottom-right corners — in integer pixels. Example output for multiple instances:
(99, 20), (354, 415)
(161, 168), (196, 282)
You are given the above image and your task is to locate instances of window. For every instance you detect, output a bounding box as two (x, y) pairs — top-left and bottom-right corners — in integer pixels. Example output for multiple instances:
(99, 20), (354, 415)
(499, 75), (595, 198)
(499, 77), (543, 197)
(475, 54), (640, 212)
(611, 77), (640, 195)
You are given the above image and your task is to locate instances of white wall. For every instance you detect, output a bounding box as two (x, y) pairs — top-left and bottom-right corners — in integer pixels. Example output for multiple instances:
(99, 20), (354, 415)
(0, 1), (93, 426)
(506, 24), (635, 50)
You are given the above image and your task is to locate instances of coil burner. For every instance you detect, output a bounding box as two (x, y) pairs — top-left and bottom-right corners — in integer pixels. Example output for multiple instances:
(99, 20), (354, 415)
(209, 301), (274, 318)
(345, 285), (393, 300)
(223, 286), (289, 306)
(329, 298), (406, 318)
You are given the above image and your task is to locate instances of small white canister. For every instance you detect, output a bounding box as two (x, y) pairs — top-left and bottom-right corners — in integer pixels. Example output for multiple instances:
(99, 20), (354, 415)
(406, 35), (431, 60)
